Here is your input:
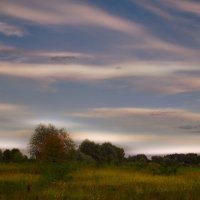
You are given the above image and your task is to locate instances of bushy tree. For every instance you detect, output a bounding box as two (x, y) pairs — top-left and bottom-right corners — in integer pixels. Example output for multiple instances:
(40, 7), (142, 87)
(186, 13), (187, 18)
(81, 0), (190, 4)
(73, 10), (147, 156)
(0, 149), (2, 161)
(10, 148), (24, 162)
(79, 139), (125, 164)
(128, 154), (149, 163)
(101, 142), (125, 164)
(151, 156), (164, 163)
(79, 139), (101, 162)
(29, 124), (75, 162)
(2, 149), (12, 161)
(2, 148), (25, 162)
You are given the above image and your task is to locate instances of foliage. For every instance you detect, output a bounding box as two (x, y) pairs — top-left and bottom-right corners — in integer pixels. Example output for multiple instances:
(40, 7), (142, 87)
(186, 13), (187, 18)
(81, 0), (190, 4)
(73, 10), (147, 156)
(0, 163), (200, 200)
(0, 149), (2, 161)
(148, 162), (179, 175)
(151, 153), (200, 166)
(74, 150), (96, 165)
(79, 139), (125, 164)
(29, 124), (75, 162)
(2, 148), (25, 162)
(127, 154), (149, 163)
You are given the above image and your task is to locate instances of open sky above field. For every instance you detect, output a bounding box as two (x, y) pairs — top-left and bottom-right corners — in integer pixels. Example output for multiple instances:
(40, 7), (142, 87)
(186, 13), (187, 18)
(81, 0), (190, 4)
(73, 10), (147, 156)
(0, 0), (200, 154)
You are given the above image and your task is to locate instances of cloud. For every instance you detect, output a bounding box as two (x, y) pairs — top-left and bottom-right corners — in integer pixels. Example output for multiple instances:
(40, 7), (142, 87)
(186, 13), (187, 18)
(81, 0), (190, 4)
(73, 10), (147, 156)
(0, 0), (142, 35)
(162, 0), (200, 17)
(131, 0), (200, 55)
(73, 107), (200, 122)
(0, 43), (93, 64)
(0, 129), (32, 149)
(134, 0), (200, 19)
(179, 125), (200, 130)
(0, 103), (28, 131)
(71, 106), (200, 140)
(0, 60), (198, 79)
(0, 43), (16, 51)
(1, 60), (200, 94)
(71, 106), (200, 154)
(0, 103), (24, 112)
(1, 1), (199, 61)
(129, 74), (200, 94)
(0, 22), (25, 37)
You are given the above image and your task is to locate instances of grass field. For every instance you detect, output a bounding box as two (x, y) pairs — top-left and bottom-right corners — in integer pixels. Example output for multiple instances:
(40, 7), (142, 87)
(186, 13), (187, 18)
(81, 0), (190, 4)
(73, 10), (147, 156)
(0, 162), (200, 200)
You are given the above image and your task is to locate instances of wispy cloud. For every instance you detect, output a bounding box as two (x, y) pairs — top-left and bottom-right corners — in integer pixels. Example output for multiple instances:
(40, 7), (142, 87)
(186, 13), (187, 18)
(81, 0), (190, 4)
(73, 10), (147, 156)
(162, 0), (200, 17)
(0, 60), (196, 79)
(0, 103), (24, 112)
(0, 103), (28, 130)
(0, 43), (93, 64)
(134, 0), (200, 19)
(129, 75), (200, 94)
(1, 60), (200, 94)
(73, 107), (200, 122)
(0, 43), (16, 51)
(71, 106), (200, 154)
(1, 0), (199, 61)
(0, 0), (142, 35)
(0, 22), (25, 37)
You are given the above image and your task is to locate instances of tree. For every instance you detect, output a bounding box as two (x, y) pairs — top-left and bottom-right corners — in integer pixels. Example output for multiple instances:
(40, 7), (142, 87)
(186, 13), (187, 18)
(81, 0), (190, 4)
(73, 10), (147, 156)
(79, 139), (101, 162)
(2, 149), (12, 161)
(101, 142), (125, 164)
(151, 156), (164, 163)
(10, 148), (24, 162)
(0, 149), (2, 161)
(79, 140), (125, 164)
(29, 124), (75, 162)
(127, 154), (149, 163)
(2, 148), (25, 162)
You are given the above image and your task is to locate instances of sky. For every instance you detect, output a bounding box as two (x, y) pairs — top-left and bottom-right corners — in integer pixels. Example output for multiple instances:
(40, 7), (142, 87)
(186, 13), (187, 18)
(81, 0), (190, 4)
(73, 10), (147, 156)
(0, 0), (200, 155)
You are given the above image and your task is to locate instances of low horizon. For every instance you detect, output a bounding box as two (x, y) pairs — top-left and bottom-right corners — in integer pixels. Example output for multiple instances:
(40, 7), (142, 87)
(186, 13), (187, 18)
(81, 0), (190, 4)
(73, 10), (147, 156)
(1, 0), (200, 154)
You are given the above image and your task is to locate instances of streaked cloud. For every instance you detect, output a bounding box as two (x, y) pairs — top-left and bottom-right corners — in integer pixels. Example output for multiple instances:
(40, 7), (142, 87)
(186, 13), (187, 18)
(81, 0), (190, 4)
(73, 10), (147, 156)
(0, 22), (25, 37)
(129, 75), (200, 94)
(0, 103), (27, 125)
(71, 107), (200, 154)
(0, 44), (94, 68)
(1, 0), (198, 59)
(134, 0), (200, 20)
(162, 0), (200, 17)
(1, 0), (200, 154)
(73, 107), (200, 122)
(0, 43), (17, 52)
(0, 60), (198, 79)
(0, 103), (24, 112)
(1, 60), (200, 94)
(0, 0), (142, 35)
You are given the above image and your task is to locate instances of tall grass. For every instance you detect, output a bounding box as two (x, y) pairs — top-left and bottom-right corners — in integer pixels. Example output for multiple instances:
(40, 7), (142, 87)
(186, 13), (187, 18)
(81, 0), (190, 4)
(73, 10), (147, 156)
(0, 163), (199, 199)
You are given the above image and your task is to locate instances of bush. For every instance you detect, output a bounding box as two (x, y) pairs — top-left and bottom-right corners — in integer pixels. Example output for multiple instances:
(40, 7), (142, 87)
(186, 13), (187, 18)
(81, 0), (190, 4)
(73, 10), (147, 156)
(148, 163), (179, 175)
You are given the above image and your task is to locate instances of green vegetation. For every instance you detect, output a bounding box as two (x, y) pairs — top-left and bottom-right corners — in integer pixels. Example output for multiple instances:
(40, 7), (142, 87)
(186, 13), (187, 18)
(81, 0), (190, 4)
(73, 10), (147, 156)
(0, 162), (200, 200)
(0, 124), (199, 199)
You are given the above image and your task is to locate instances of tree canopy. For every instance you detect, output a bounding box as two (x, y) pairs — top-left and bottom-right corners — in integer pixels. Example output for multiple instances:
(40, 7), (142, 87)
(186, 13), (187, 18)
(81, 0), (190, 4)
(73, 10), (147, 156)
(29, 124), (75, 162)
(79, 139), (125, 164)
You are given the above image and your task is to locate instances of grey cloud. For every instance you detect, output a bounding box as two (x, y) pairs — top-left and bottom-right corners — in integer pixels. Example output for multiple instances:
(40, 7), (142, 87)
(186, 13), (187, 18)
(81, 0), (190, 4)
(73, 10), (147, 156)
(0, 22), (25, 37)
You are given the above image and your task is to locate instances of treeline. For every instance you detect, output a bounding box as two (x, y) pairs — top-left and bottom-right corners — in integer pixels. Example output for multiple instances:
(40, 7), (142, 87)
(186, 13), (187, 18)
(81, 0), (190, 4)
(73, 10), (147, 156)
(0, 148), (27, 162)
(0, 124), (200, 166)
(151, 153), (200, 165)
(127, 153), (200, 165)
(78, 139), (125, 164)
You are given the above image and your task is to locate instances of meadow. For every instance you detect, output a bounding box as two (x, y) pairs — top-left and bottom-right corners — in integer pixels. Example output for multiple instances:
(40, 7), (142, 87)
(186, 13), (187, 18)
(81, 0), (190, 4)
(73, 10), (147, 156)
(0, 162), (200, 200)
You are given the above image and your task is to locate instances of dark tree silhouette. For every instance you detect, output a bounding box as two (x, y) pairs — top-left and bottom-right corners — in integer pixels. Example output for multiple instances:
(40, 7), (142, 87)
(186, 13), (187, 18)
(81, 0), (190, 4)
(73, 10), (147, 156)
(128, 154), (149, 163)
(2, 148), (25, 162)
(29, 124), (75, 162)
(0, 149), (3, 161)
(79, 139), (102, 162)
(2, 149), (12, 161)
(79, 139), (125, 164)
